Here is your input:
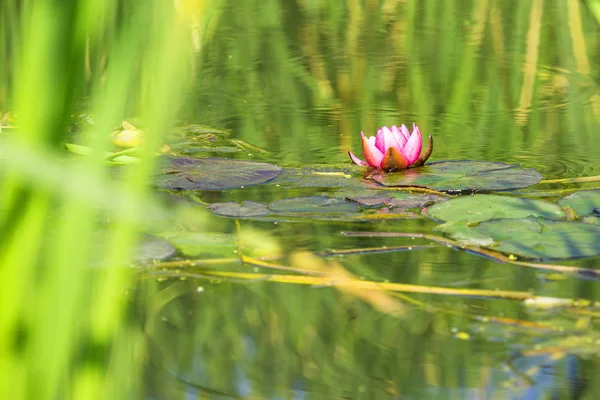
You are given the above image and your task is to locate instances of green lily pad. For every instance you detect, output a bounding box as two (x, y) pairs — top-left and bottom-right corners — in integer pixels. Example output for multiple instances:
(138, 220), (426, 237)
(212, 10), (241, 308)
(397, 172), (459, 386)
(155, 231), (237, 258)
(371, 161), (543, 193)
(133, 235), (177, 264)
(268, 196), (360, 214)
(208, 201), (270, 217)
(153, 156), (282, 190)
(207, 195), (418, 221)
(271, 164), (375, 189)
(558, 190), (600, 217)
(435, 221), (496, 247)
(426, 194), (565, 224)
(440, 217), (600, 260)
(342, 189), (447, 209)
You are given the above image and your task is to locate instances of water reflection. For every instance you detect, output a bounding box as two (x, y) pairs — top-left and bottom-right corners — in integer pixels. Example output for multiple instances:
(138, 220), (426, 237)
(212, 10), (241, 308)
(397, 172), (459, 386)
(143, 0), (600, 398)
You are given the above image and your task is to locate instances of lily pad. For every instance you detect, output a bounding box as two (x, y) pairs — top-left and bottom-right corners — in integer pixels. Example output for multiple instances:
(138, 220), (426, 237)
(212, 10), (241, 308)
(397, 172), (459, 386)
(426, 194), (565, 224)
(558, 190), (600, 217)
(208, 201), (270, 217)
(153, 156), (282, 190)
(342, 189), (447, 209)
(440, 217), (600, 261)
(268, 196), (360, 214)
(133, 235), (177, 264)
(272, 164), (375, 189)
(371, 161), (543, 193)
(207, 195), (418, 221)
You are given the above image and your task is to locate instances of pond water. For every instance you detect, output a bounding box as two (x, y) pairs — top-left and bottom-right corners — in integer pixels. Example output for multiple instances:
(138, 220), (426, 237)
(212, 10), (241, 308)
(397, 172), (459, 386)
(140, 2), (600, 399)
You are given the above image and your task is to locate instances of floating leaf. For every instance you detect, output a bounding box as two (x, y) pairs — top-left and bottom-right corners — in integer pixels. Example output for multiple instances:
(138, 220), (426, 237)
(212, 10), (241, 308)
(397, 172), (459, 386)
(207, 195), (418, 221)
(344, 194), (393, 207)
(371, 161), (543, 193)
(155, 231), (237, 258)
(342, 189), (447, 209)
(208, 201), (270, 217)
(153, 156), (282, 190)
(272, 164), (375, 189)
(440, 217), (600, 260)
(558, 190), (600, 217)
(426, 194), (565, 224)
(435, 221), (498, 247)
(263, 196), (416, 221)
(268, 196), (360, 214)
(133, 235), (177, 264)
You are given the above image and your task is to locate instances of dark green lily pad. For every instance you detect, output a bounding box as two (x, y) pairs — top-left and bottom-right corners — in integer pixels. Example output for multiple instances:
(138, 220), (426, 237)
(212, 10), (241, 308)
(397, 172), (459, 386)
(133, 235), (177, 264)
(440, 217), (600, 261)
(558, 190), (600, 217)
(371, 161), (543, 193)
(271, 164), (375, 189)
(426, 194), (565, 224)
(268, 196), (360, 214)
(206, 195), (418, 221)
(208, 201), (270, 217)
(153, 157), (282, 190)
(345, 194), (393, 207)
(342, 189), (447, 209)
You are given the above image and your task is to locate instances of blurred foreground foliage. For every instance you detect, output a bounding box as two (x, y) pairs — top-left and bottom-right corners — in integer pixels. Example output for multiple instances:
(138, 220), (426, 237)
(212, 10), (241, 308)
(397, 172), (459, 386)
(0, 0), (220, 398)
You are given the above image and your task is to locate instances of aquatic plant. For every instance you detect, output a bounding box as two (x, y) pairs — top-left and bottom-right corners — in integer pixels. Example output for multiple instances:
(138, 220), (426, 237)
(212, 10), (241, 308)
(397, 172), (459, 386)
(348, 124), (433, 171)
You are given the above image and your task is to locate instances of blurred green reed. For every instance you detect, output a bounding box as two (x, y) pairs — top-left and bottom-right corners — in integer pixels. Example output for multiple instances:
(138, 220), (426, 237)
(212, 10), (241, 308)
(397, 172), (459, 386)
(0, 1), (217, 398)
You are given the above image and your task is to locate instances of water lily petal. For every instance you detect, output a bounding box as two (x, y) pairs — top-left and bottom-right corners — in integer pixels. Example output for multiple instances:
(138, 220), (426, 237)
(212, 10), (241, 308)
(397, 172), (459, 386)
(401, 125), (423, 165)
(381, 147), (409, 171)
(391, 125), (408, 148)
(361, 132), (384, 167)
(374, 128), (385, 152)
(410, 135), (433, 168)
(375, 126), (403, 154)
(348, 150), (369, 166)
(400, 124), (411, 142)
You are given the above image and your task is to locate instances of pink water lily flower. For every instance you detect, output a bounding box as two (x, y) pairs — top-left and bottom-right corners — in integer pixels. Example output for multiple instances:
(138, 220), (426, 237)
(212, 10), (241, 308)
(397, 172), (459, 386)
(348, 124), (433, 171)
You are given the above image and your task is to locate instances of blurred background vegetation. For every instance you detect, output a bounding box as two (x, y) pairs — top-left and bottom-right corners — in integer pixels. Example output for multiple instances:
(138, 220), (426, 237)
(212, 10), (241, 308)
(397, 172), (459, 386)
(3, 0), (600, 399)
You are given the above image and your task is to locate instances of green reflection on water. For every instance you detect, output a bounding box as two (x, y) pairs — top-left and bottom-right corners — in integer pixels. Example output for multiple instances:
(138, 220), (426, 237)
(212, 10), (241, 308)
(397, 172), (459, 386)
(140, 1), (600, 399)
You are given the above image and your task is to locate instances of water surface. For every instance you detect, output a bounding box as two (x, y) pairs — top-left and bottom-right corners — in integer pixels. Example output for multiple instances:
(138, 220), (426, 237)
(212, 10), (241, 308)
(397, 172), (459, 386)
(142, 2), (600, 398)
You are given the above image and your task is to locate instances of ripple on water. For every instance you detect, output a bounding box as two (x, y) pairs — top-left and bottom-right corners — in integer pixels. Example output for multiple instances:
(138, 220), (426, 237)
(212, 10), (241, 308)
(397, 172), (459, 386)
(523, 65), (598, 112)
(512, 148), (600, 181)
